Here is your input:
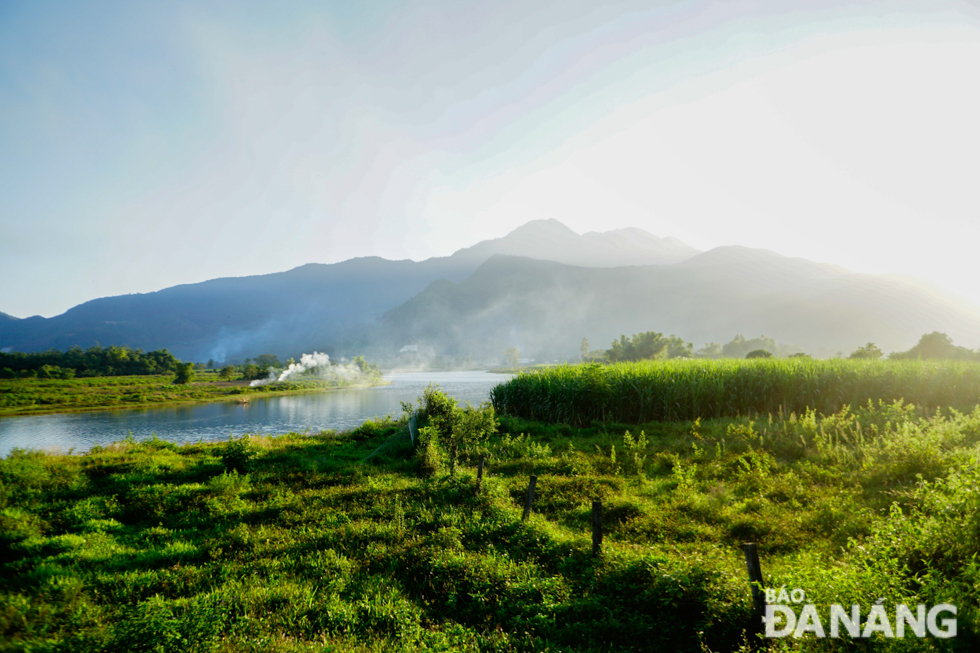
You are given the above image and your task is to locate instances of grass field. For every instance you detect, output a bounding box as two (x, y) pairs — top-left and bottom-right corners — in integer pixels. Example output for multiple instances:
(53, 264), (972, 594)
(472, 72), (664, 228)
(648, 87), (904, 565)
(491, 359), (980, 425)
(2, 389), (979, 651)
(0, 372), (388, 417)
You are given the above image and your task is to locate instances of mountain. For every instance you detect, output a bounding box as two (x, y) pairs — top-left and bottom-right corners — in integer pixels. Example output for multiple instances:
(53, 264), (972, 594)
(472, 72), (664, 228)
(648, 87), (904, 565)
(0, 257), (475, 362)
(5, 218), (978, 363)
(448, 219), (699, 267)
(0, 221), (698, 361)
(369, 251), (980, 361)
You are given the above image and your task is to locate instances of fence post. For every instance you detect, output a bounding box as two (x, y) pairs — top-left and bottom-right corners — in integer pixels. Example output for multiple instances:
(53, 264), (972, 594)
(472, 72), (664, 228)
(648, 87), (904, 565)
(742, 542), (766, 640)
(592, 500), (602, 556)
(476, 454), (485, 493)
(522, 475), (537, 521)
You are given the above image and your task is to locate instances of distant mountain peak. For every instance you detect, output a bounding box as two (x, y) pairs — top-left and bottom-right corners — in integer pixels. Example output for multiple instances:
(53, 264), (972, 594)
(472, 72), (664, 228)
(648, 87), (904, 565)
(507, 218), (579, 236)
(450, 219), (700, 267)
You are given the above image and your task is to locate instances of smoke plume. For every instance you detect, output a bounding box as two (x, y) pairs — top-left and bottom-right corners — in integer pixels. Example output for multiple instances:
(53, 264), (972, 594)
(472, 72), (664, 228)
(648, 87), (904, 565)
(249, 351), (369, 387)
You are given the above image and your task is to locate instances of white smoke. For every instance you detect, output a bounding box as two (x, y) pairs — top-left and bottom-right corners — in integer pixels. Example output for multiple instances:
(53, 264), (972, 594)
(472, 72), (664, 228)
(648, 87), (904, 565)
(249, 351), (368, 387)
(277, 351), (332, 383)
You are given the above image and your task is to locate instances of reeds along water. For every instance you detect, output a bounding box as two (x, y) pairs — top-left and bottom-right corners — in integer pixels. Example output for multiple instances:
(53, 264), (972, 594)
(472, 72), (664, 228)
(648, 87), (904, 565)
(490, 359), (980, 425)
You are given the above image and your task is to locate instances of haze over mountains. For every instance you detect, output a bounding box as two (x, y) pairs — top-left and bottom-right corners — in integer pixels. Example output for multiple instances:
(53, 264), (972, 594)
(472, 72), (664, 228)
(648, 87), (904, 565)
(2, 219), (979, 363)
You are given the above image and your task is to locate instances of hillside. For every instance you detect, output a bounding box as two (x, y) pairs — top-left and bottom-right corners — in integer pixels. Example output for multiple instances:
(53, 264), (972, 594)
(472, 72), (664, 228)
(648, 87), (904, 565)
(0, 220), (697, 361)
(4, 219), (980, 363)
(371, 251), (980, 361)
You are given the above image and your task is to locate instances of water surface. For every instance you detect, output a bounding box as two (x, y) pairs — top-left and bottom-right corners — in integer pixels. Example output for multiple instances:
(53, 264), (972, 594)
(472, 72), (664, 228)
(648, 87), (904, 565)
(0, 371), (511, 457)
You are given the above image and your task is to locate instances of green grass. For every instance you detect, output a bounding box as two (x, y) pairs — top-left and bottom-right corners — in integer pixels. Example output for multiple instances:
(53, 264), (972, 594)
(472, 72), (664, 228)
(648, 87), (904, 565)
(491, 359), (980, 425)
(0, 372), (388, 417)
(3, 399), (979, 651)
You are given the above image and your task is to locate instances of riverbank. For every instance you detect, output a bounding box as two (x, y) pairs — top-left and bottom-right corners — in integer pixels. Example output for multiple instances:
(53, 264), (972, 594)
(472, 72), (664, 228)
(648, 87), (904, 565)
(0, 373), (389, 418)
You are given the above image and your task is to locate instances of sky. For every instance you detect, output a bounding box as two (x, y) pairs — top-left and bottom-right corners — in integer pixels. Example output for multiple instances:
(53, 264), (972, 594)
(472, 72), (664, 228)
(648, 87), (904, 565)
(1, 0), (979, 318)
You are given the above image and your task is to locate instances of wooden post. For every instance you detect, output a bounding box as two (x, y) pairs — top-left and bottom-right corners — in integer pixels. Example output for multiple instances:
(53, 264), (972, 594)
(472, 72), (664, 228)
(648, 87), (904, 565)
(476, 454), (485, 493)
(742, 542), (766, 639)
(522, 475), (537, 522)
(592, 500), (602, 557)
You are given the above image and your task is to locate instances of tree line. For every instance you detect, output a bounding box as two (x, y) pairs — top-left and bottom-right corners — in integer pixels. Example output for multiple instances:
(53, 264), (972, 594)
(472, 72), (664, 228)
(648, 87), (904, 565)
(579, 331), (980, 363)
(0, 346), (180, 379)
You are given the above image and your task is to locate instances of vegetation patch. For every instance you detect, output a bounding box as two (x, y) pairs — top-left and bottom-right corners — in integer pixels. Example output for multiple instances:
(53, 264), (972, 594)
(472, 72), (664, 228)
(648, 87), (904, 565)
(491, 359), (980, 425)
(2, 383), (980, 651)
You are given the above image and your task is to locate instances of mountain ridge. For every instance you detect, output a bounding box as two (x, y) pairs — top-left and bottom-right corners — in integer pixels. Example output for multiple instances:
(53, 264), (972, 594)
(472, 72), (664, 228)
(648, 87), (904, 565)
(3, 221), (978, 361)
(370, 253), (980, 361)
(0, 221), (700, 360)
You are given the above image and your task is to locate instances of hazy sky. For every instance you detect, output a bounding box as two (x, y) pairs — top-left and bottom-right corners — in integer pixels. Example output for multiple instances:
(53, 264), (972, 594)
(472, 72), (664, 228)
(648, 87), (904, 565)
(2, 0), (979, 318)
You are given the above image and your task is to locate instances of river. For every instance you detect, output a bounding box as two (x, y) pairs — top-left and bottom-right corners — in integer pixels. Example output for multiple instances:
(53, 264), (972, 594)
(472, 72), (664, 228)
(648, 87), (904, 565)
(0, 371), (512, 457)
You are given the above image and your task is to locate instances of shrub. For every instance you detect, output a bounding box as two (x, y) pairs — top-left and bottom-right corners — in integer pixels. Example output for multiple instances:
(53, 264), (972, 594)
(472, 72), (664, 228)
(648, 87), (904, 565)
(220, 436), (257, 473)
(415, 426), (444, 477)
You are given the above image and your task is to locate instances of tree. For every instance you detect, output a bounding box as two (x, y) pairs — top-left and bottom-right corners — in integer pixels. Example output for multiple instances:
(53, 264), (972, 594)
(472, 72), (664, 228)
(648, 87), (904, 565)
(241, 364), (262, 380)
(219, 365), (235, 381)
(745, 349), (773, 359)
(254, 354), (282, 369)
(849, 342), (883, 360)
(173, 362), (195, 384)
(891, 332), (976, 360)
(504, 347), (520, 370)
(351, 355), (382, 379)
(606, 332), (692, 362)
(580, 337), (590, 362)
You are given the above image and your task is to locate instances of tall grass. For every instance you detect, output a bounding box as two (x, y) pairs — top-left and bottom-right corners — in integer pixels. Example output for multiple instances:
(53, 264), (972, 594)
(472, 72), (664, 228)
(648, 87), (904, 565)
(490, 359), (980, 425)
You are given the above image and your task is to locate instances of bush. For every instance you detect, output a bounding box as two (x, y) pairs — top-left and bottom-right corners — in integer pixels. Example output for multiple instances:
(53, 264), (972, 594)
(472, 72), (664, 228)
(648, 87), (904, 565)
(220, 436), (257, 473)
(415, 426), (444, 476)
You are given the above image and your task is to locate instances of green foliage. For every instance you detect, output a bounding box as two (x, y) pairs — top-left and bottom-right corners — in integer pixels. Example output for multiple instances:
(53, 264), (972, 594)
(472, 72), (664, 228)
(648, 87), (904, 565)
(218, 365), (235, 380)
(891, 331), (979, 361)
(351, 355), (381, 377)
(0, 345), (179, 377)
(172, 362), (195, 385)
(412, 385), (498, 476)
(220, 435), (258, 473)
(606, 331), (692, 362)
(620, 429), (648, 476)
(850, 341), (884, 359)
(252, 353), (281, 369)
(240, 364), (262, 380)
(744, 349), (772, 359)
(415, 425), (444, 476)
(492, 358), (980, 425)
(5, 396), (980, 652)
(489, 433), (552, 460)
(0, 363), (387, 417)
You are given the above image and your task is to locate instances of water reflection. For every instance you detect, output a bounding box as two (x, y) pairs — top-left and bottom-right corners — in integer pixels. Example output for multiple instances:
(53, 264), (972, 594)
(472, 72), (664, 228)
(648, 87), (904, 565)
(0, 371), (511, 456)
